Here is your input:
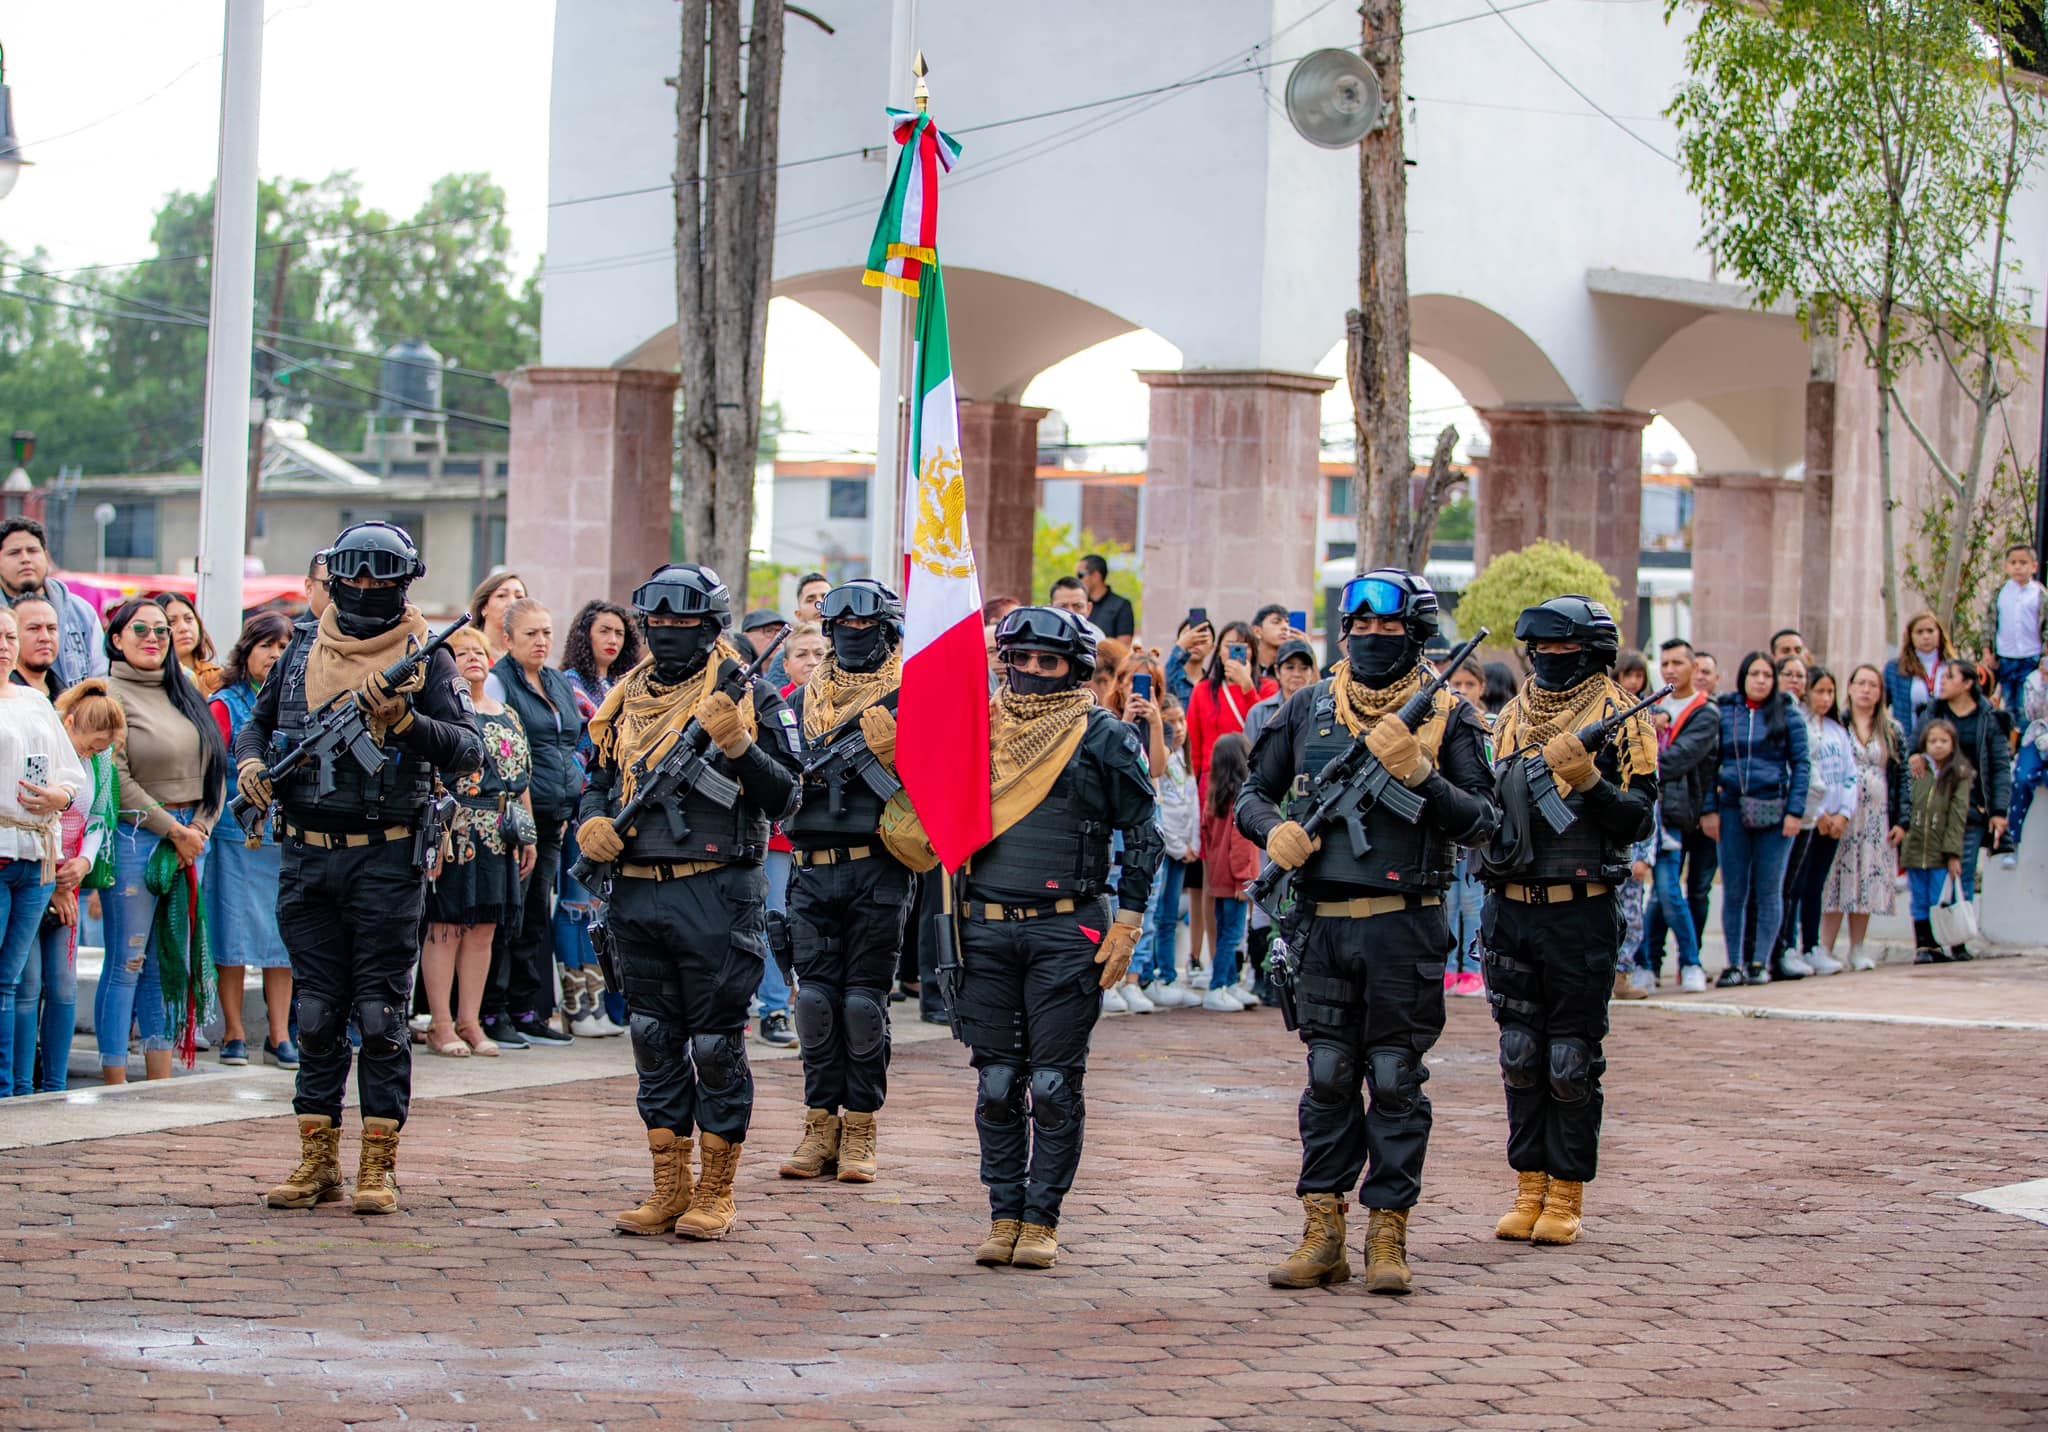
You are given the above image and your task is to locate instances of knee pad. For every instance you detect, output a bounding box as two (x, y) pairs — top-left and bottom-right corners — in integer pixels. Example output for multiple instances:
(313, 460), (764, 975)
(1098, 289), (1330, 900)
(1498, 1025), (1542, 1090)
(1304, 1042), (1357, 1106)
(976, 1063), (1026, 1127)
(628, 1014), (676, 1076)
(690, 1032), (746, 1092)
(295, 994), (342, 1058)
(1364, 1046), (1423, 1118)
(843, 990), (888, 1059)
(1029, 1067), (1082, 1133)
(793, 983), (836, 1047)
(353, 998), (405, 1060)
(1547, 1037), (1594, 1104)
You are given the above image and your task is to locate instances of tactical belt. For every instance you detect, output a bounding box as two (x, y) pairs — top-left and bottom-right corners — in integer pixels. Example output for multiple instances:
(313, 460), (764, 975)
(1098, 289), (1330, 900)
(791, 845), (875, 868)
(964, 898), (1079, 923)
(620, 859), (724, 882)
(1312, 893), (1442, 919)
(282, 821), (412, 850)
(1501, 881), (1612, 905)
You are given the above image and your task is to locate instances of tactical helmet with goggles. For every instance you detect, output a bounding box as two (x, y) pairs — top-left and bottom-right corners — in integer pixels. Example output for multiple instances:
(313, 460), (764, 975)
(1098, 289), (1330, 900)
(1515, 594), (1620, 691)
(324, 521), (424, 584)
(631, 564), (733, 629)
(994, 605), (1098, 680)
(1338, 569), (1441, 642)
(821, 579), (904, 634)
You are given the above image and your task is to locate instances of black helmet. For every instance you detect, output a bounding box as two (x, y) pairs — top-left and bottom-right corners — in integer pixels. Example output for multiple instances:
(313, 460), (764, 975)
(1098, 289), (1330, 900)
(631, 564), (732, 630)
(821, 579), (904, 640)
(994, 605), (1098, 680)
(1514, 595), (1620, 664)
(1338, 569), (1441, 644)
(324, 521), (424, 584)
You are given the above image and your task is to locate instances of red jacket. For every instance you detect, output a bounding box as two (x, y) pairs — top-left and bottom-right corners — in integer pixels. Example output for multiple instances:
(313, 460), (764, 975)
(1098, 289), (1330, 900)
(1201, 801), (1262, 895)
(1187, 676), (1276, 794)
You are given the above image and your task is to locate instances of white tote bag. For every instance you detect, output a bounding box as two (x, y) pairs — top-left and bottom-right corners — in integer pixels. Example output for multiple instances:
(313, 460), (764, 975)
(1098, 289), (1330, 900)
(1928, 871), (1981, 950)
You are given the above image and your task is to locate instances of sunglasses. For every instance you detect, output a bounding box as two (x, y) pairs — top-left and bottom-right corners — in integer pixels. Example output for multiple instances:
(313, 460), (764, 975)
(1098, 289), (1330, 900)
(127, 624), (171, 640)
(1003, 651), (1067, 674)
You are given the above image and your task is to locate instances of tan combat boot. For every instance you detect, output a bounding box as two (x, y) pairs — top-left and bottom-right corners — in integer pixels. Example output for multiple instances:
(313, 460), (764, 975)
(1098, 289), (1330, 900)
(1363, 1208), (1413, 1294)
(615, 1129), (694, 1235)
(1267, 1194), (1350, 1289)
(1531, 1178), (1584, 1245)
(1010, 1222), (1059, 1269)
(974, 1219), (1023, 1266)
(778, 1109), (841, 1179)
(837, 1111), (878, 1184)
(1495, 1170), (1550, 1241)
(265, 1114), (345, 1209)
(675, 1133), (742, 1240)
(353, 1118), (402, 1215)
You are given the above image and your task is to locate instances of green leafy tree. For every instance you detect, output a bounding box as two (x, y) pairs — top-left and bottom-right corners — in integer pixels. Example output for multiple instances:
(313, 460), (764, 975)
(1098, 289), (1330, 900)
(0, 243), (127, 475)
(1454, 540), (1619, 649)
(1034, 515), (1143, 629)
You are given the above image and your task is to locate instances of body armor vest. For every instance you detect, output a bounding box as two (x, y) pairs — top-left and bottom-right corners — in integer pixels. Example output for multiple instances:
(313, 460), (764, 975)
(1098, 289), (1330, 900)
(270, 634), (430, 825)
(1492, 753), (1629, 885)
(789, 691), (897, 846)
(966, 758), (1112, 904)
(613, 695), (769, 867)
(1286, 682), (1454, 895)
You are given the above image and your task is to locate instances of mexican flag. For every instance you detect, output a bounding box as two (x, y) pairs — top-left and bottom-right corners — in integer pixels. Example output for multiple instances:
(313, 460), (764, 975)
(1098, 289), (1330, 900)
(862, 109), (960, 299)
(896, 259), (991, 869)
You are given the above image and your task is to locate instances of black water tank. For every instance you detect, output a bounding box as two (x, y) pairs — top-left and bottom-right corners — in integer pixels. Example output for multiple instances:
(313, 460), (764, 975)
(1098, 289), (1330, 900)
(378, 339), (444, 419)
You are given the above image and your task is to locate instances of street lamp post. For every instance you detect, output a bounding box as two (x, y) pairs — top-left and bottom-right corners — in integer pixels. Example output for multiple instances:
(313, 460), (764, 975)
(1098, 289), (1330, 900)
(93, 503), (116, 575)
(0, 41), (32, 201)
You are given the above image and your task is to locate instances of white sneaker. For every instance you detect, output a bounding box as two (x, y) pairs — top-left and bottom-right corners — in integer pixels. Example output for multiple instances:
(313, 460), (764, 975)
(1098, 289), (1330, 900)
(2001, 852), (2019, 869)
(1235, 987), (1261, 1009)
(1805, 947), (1844, 976)
(409, 1013), (434, 1034)
(1143, 980), (1193, 1008)
(1779, 949), (1815, 977)
(1200, 986), (1244, 1012)
(1186, 966), (1211, 990)
(1629, 969), (1657, 995)
(570, 1013), (612, 1038)
(1121, 983), (1156, 1014)
(1101, 987), (1130, 1016)
(1849, 945), (1876, 971)
(1680, 965), (1708, 994)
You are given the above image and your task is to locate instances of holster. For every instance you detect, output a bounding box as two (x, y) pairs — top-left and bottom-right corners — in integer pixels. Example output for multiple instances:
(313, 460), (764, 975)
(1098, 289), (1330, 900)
(592, 917), (622, 996)
(765, 908), (794, 983)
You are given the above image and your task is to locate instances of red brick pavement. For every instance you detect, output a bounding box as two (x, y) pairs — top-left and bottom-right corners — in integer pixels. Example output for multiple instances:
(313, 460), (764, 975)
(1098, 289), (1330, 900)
(3, 1001), (2046, 1430)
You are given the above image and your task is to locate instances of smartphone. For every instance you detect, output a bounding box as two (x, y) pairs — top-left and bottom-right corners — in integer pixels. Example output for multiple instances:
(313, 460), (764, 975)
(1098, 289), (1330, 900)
(1229, 644), (1249, 664)
(22, 753), (48, 789)
(1188, 606), (1209, 628)
(1132, 673), (1153, 701)
(1288, 610), (1308, 634)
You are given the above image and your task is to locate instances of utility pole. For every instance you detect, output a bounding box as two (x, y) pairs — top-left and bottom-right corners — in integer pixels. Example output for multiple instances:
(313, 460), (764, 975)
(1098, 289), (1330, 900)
(244, 242), (290, 548)
(1349, 0), (1411, 571)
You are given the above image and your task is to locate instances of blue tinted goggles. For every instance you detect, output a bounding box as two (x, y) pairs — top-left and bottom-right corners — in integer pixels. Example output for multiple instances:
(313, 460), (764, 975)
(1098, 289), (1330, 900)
(1340, 576), (1412, 620)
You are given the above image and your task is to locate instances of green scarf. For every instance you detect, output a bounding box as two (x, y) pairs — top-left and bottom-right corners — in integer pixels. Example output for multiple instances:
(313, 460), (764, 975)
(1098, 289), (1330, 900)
(146, 837), (215, 1068)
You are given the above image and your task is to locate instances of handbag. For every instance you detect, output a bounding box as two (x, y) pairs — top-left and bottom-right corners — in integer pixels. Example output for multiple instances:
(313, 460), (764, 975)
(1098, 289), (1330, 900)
(1928, 871), (1981, 949)
(1738, 795), (1787, 831)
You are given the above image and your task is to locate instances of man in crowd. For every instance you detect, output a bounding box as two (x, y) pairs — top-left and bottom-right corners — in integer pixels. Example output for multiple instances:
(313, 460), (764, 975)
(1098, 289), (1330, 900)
(742, 608), (787, 660)
(304, 551), (332, 620)
(1049, 577), (1091, 620)
(1642, 638), (1718, 993)
(777, 579), (915, 1186)
(1694, 650), (1719, 697)
(1770, 628), (1806, 665)
(0, 518), (107, 688)
(1076, 555), (1134, 640)
(950, 606), (1158, 1270)
(768, 573), (832, 689)
(578, 565), (802, 1241)
(1243, 638), (1318, 747)
(242, 522), (483, 1216)
(1479, 596), (1658, 1249)
(1238, 570), (1497, 1295)
(1252, 604), (1296, 679)
(10, 595), (66, 700)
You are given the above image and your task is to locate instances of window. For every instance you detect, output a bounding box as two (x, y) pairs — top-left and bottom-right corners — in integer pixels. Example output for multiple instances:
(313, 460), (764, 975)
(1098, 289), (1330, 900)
(1327, 477), (1354, 518)
(103, 501), (157, 561)
(828, 478), (868, 520)
(472, 513), (507, 589)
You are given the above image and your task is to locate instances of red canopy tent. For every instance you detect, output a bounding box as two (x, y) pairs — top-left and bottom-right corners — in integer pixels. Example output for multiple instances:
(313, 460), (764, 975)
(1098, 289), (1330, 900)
(56, 571), (307, 620)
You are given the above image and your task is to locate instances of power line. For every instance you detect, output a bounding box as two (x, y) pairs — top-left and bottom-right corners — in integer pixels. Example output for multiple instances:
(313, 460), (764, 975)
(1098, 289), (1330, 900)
(1477, 0), (1677, 164)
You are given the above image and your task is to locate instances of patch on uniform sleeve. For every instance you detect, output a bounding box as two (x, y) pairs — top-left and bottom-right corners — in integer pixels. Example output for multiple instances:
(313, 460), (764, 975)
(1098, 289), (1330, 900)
(453, 679), (475, 713)
(777, 705), (801, 753)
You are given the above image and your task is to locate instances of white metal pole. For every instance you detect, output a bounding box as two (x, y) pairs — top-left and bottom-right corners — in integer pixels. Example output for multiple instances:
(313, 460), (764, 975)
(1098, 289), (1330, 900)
(867, 0), (917, 587)
(195, 0), (263, 642)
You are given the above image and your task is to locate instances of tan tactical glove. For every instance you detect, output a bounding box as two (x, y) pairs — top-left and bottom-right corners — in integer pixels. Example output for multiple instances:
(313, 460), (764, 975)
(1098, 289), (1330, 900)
(859, 705), (899, 772)
(1095, 912), (1144, 989)
(1266, 819), (1321, 871)
(697, 691), (751, 759)
(236, 758), (273, 810)
(1543, 731), (1600, 792)
(577, 816), (624, 863)
(1366, 719), (1430, 788)
(355, 671), (408, 726)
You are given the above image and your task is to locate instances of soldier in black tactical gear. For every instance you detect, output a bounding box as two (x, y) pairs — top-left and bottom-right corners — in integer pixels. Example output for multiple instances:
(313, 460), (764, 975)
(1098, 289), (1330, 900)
(774, 579), (914, 1186)
(578, 564), (802, 1242)
(1237, 570), (1498, 1294)
(239, 522), (483, 1216)
(948, 606), (1160, 1271)
(1481, 595), (1658, 1248)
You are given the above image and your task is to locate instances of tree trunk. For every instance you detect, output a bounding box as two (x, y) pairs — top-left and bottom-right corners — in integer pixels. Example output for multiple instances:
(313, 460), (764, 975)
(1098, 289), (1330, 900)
(675, 0), (715, 571)
(1874, 300), (1900, 640)
(1352, 0), (1410, 571)
(1400, 424), (1460, 573)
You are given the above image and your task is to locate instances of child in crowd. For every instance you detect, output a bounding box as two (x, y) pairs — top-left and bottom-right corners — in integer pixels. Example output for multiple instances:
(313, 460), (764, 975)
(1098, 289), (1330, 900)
(1990, 544), (2047, 717)
(1615, 812), (1658, 998)
(1904, 719), (1972, 964)
(2005, 655), (2048, 865)
(1199, 733), (1260, 1012)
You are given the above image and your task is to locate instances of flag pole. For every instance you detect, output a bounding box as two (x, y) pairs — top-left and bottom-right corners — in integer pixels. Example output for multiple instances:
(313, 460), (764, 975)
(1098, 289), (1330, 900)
(868, 9), (921, 587)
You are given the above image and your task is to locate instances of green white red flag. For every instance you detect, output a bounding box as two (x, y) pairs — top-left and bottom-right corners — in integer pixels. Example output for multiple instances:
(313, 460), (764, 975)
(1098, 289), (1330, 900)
(862, 108), (961, 300)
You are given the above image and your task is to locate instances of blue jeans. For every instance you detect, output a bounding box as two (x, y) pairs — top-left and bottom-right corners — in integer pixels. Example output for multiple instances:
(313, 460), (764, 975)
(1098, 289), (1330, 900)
(93, 815), (204, 1069)
(1997, 656), (2037, 720)
(1137, 854), (1187, 984)
(1906, 865), (1950, 921)
(0, 860), (57, 1096)
(1447, 854), (1484, 973)
(754, 850), (792, 1017)
(16, 917), (78, 1093)
(2011, 742), (2048, 847)
(1718, 820), (1792, 971)
(1212, 897), (1247, 990)
(1652, 844), (1702, 969)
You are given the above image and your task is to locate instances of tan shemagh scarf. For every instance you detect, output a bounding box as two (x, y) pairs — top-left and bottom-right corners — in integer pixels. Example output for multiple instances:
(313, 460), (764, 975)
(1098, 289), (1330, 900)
(588, 642), (757, 804)
(986, 686), (1093, 843)
(802, 650), (902, 742)
(304, 606), (434, 742)
(1493, 673), (1658, 787)
(1327, 660), (1458, 761)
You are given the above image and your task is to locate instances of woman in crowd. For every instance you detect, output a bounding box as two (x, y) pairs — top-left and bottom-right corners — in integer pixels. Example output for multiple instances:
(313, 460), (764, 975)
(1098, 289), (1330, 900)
(160, 592), (224, 698)
(1185, 620), (1273, 982)
(205, 612), (297, 1067)
(1884, 611), (1955, 734)
(1135, 692), (1199, 1009)
(1481, 661), (1520, 716)
(1782, 666), (1857, 976)
(1444, 661), (1491, 996)
(1198, 733), (1259, 1012)
(1711, 651), (1809, 988)
(469, 571), (528, 702)
(1911, 660), (2012, 957)
(1753, 653), (1823, 979)
(1103, 652), (1171, 1014)
(423, 626), (535, 1056)
(17, 681), (121, 1093)
(95, 598), (228, 1083)
(1821, 664), (1905, 971)
(553, 601), (640, 1038)
(0, 609), (85, 1096)
(1615, 649), (1650, 698)
(781, 623), (827, 690)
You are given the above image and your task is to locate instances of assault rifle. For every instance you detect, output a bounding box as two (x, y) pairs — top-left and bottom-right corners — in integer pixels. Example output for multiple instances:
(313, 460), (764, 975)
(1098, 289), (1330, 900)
(1510, 683), (1673, 834)
(414, 787), (458, 873)
(569, 624), (791, 890)
(800, 709), (903, 814)
(230, 614), (473, 842)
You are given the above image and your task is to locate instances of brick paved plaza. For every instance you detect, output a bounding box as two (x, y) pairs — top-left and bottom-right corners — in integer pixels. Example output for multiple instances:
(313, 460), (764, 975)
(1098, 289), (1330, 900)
(4, 966), (2047, 1430)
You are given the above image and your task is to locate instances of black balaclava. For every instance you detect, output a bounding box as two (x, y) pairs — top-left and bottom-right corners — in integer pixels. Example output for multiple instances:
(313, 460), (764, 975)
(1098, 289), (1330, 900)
(831, 622), (890, 673)
(330, 580), (408, 639)
(645, 622), (719, 683)
(1530, 648), (1594, 692)
(1004, 651), (1074, 698)
(1345, 631), (1414, 689)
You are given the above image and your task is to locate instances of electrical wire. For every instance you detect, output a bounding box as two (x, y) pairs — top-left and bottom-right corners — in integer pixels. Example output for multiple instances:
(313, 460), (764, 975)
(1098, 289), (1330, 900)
(1477, 0), (1677, 163)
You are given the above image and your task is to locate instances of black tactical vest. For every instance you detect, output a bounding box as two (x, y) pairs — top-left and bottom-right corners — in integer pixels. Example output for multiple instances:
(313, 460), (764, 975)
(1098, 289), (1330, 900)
(270, 633), (430, 824)
(788, 692), (897, 846)
(1492, 753), (1630, 885)
(1285, 682), (1455, 895)
(966, 760), (1112, 904)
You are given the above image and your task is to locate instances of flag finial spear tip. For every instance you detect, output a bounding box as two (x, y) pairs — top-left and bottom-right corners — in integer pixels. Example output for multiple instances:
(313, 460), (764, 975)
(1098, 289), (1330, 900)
(913, 50), (929, 111)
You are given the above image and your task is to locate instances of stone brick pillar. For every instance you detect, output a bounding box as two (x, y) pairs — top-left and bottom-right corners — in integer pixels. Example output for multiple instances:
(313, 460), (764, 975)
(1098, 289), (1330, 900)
(1138, 369), (1334, 647)
(1689, 472), (1805, 664)
(504, 367), (679, 626)
(1474, 407), (1652, 641)
(957, 400), (1046, 610)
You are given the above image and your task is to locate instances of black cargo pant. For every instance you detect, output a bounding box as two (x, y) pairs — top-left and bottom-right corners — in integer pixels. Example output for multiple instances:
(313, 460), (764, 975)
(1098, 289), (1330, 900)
(1482, 890), (1615, 1182)
(954, 898), (1108, 1228)
(788, 852), (915, 1114)
(277, 836), (426, 1126)
(607, 863), (766, 1143)
(485, 817), (565, 1023)
(1291, 898), (1450, 1210)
